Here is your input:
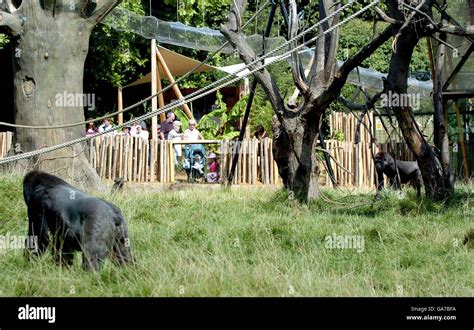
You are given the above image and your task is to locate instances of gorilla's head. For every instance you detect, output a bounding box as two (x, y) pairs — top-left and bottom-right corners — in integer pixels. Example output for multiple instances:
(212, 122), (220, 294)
(374, 151), (394, 172)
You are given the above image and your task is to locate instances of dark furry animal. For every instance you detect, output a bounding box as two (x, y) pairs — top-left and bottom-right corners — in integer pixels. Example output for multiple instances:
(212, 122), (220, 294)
(374, 151), (422, 197)
(111, 177), (124, 193)
(23, 171), (133, 271)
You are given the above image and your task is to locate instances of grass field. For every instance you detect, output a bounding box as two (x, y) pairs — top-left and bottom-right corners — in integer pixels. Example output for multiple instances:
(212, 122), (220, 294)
(0, 175), (472, 297)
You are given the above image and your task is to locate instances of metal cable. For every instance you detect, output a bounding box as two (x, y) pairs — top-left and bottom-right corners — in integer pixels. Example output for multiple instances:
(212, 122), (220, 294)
(0, 0), (271, 130)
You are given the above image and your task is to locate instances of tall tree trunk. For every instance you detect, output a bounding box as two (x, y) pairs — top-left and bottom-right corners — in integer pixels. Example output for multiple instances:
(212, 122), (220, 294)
(1, 0), (122, 187)
(13, 2), (98, 186)
(432, 26), (453, 191)
(387, 1), (452, 200)
(272, 112), (322, 200)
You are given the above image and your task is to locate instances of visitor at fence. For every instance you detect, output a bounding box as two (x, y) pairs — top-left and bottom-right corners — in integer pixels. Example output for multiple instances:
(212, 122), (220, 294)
(168, 121), (183, 166)
(130, 123), (140, 136)
(160, 112), (175, 140)
(157, 124), (162, 140)
(133, 125), (149, 140)
(184, 119), (204, 141)
(121, 126), (132, 136)
(254, 124), (267, 140)
(206, 153), (219, 183)
(98, 118), (116, 136)
(85, 120), (98, 136)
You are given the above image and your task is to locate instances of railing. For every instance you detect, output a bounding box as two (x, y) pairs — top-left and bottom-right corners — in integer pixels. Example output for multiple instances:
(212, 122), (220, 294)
(88, 135), (280, 184)
(1, 130), (470, 187)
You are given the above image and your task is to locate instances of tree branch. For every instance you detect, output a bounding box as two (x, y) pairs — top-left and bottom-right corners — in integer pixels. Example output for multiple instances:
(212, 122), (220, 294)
(337, 86), (385, 111)
(220, 0), (286, 119)
(87, 0), (122, 24)
(437, 25), (474, 36)
(323, 0), (340, 83)
(0, 10), (23, 35)
(311, 25), (396, 113)
(5, 0), (18, 13)
(288, 0), (308, 95)
(375, 6), (402, 25)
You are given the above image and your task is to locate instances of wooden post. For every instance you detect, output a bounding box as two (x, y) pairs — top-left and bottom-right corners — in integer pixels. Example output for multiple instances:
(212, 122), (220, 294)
(454, 101), (469, 178)
(119, 135), (124, 179)
(157, 65), (166, 124)
(150, 139), (155, 182)
(156, 47), (193, 119)
(133, 137), (138, 182)
(169, 141), (175, 183)
(118, 87), (123, 126)
(151, 40), (158, 140)
(137, 138), (143, 182)
(112, 135), (118, 179)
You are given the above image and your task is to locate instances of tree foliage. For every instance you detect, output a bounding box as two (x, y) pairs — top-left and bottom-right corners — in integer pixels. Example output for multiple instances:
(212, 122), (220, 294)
(85, 0), (149, 89)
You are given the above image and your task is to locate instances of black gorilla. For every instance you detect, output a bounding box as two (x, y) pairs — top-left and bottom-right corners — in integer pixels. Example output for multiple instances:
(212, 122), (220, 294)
(374, 151), (422, 197)
(111, 177), (125, 193)
(23, 171), (133, 271)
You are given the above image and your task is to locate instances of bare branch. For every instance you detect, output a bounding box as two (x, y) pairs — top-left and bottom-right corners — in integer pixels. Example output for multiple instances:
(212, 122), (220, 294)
(437, 25), (474, 36)
(308, 0), (340, 86)
(324, 0), (340, 83)
(221, 0), (286, 118)
(311, 25), (396, 114)
(337, 84), (386, 111)
(288, 55), (314, 107)
(5, 0), (17, 13)
(87, 0), (122, 24)
(375, 6), (402, 25)
(288, 0), (309, 95)
(0, 10), (23, 35)
(396, 0), (428, 36)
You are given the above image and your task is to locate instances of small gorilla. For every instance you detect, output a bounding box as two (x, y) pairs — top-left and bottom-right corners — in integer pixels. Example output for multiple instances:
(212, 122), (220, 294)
(23, 171), (134, 271)
(111, 177), (124, 193)
(374, 151), (422, 197)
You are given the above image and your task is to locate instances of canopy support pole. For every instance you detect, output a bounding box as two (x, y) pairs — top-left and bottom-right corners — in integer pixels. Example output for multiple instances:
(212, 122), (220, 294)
(156, 47), (193, 120)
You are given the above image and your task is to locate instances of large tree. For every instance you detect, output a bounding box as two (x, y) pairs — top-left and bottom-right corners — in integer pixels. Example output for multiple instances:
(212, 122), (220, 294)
(384, 0), (473, 199)
(0, 0), (122, 186)
(223, 0), (471, 201)
(222, 0), (396, 201)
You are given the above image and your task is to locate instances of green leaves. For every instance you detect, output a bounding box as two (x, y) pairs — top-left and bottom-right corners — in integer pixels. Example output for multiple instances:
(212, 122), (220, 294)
(197, 91), (245, 139)
(86, 0), (149, 89)
(337, 19), (430, 73)
(0, 34), (9, 50)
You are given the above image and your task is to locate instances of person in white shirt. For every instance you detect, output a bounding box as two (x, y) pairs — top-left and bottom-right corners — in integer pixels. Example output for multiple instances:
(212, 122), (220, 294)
(183, 119), (204, 141)
(133, 125), (149, 140)
(98, 118), (117, 136)
(168, 121), (183, 166)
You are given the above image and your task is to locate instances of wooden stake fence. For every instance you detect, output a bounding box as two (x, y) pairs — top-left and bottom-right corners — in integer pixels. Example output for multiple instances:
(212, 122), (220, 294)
(0, 132), (13, 159)
(87, 136), (280, 185)
(1, 108), (470, 186)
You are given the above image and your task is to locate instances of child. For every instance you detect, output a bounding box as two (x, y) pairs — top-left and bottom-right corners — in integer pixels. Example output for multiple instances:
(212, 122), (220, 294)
(85, 120), (98, 136)
(167, 121), (183, 166)
(206, 153), (219, 183)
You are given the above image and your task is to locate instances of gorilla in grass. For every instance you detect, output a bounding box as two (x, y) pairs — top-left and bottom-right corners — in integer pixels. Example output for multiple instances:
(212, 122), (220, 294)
(23, 171), (134, 271)
(374, 151), (423, 197)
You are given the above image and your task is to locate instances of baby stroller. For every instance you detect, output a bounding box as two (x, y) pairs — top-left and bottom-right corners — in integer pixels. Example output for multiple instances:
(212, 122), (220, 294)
(183, 144), (207, 182)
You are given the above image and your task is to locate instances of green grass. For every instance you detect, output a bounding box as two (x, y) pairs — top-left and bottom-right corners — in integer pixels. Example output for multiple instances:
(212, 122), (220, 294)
(0, 175), (472, 297)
